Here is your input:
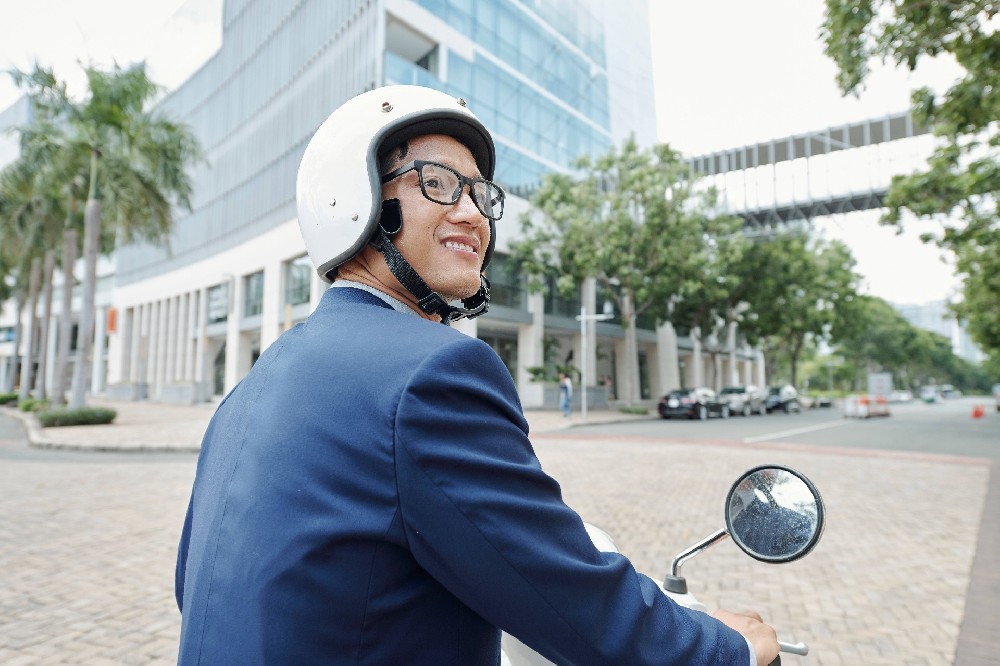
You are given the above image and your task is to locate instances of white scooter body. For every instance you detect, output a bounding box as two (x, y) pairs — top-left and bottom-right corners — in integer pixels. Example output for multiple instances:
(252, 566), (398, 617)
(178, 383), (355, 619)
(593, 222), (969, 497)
(499, 465), (824, 665)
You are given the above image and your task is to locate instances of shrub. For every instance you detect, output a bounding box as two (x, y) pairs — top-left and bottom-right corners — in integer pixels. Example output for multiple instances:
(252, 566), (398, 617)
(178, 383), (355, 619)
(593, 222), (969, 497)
(19, 398), (51, 412)
(36, 407), (118, 428)
(0, 392), (17, 405)
(618, 405), (649, 415)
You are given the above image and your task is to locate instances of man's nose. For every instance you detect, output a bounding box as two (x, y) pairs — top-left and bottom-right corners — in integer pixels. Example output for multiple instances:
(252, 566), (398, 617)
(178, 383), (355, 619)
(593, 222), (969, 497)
(450, 185), (485, 224)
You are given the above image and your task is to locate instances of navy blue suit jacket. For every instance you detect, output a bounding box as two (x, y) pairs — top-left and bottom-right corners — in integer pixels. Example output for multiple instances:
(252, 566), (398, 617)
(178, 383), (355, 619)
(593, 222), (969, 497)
(175, 287), (749, 664)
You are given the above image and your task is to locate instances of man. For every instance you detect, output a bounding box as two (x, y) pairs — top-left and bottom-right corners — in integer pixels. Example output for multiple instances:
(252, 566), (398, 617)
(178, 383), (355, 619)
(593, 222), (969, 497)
(175, 85), (779, 665)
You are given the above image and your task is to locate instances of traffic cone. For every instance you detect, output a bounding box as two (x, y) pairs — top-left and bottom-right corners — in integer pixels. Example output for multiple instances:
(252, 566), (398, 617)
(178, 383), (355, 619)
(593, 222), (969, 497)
(972, 405), (985, 419)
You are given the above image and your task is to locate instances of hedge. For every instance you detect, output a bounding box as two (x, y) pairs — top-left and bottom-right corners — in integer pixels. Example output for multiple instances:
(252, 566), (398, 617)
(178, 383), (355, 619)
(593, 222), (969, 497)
(0, 392), (17, 405)
(36, 407), (118, 428)
(19, 398), (51, 412)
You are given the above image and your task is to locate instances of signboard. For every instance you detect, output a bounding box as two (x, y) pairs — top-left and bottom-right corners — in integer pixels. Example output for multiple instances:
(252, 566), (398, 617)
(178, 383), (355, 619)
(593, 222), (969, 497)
(867, 371), (892, 398)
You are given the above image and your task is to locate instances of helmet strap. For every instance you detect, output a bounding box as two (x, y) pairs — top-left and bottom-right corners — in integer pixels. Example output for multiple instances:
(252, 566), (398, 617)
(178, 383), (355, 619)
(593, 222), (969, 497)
(374, 204), (490, 325)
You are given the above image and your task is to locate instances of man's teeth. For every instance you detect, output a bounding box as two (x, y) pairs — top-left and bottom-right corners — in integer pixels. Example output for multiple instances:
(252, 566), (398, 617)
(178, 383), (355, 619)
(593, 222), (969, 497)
(445, 241), (474, 252)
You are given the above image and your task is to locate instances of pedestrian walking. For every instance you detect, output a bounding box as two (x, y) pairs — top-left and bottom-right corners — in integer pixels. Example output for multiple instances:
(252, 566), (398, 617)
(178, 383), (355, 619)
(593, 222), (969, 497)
(560, 372), (573, 418)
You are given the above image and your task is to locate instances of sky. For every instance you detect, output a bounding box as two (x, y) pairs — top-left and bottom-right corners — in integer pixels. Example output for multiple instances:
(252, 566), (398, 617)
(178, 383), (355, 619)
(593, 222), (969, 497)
(0, 0), (966, 306)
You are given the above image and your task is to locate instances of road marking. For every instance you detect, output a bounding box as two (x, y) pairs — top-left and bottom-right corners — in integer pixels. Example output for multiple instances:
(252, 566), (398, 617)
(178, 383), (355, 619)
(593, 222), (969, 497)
(742, 419), (850, 443)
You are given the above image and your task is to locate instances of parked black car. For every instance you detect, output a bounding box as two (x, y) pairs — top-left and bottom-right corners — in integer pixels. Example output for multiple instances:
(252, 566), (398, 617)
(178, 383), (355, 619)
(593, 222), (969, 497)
(719, 385), (766, 416)
(765, 385), (801, 413)
(658, 388), (730, 420)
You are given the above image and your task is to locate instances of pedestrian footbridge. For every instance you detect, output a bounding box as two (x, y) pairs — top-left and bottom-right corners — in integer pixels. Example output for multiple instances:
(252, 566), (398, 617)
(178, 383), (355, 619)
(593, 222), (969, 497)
(688, 110), (932, 226)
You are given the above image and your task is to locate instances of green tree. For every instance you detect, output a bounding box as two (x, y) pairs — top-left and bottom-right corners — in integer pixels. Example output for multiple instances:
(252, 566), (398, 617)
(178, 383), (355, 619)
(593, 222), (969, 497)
(512, 138), (739, 404)
(0, 155), (69, 396)
(821, 0), (1000, 359)
(6, 66), (88, 403)
(735, 230), (860, 387)
(667, 218), (748, 389)
(832, 294), (990, 392)
(11, 62), (203, 407)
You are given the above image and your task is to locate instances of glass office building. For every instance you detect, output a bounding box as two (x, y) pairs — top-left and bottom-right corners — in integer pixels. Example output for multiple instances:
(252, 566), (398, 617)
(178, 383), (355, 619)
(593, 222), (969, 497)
(3, 0), (762, 406)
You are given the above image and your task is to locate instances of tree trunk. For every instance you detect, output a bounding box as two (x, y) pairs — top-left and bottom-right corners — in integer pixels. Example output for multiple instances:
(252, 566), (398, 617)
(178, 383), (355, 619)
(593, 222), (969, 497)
(69, 199), (100, 409)
(18, 258), (42, 400)
(52, 228), (77, 406)
(621, 290), (640, 405)
(3, 294), (25, 394)
(789, 336), (803, 387)
(35, 250), (56, 399)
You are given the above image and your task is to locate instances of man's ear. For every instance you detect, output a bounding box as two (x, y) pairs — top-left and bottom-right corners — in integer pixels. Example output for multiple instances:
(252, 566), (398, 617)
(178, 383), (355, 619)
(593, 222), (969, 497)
(379, 198), (403, 235)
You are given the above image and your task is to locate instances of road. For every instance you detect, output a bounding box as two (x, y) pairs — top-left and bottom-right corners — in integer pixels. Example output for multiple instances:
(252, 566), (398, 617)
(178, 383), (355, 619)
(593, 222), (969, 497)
(577, 396), (1000, 459)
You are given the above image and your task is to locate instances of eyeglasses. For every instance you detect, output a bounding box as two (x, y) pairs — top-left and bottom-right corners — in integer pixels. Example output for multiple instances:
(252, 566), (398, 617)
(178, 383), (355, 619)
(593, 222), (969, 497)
(381, 160), (505, 221)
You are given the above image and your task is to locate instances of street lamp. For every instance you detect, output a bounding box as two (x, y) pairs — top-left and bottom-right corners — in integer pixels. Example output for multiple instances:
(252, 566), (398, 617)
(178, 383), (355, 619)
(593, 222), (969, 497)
(576, 301), (614, 421)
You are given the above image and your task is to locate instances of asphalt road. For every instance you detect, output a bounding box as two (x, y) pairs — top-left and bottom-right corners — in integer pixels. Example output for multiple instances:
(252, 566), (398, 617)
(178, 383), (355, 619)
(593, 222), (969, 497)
(577, 396), (1000, 460)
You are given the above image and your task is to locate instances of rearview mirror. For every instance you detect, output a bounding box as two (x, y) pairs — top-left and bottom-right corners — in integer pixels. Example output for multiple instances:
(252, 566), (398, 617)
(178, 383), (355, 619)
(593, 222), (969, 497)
(725, 465), (824, 563)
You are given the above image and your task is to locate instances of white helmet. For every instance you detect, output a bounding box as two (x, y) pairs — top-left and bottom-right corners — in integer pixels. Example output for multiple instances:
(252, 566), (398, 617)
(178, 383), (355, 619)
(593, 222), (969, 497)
(296, 85), (497, 283)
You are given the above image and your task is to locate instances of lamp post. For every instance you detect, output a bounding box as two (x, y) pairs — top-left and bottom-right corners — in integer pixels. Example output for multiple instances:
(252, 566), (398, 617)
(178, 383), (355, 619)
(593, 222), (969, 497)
(576, 302), (614, 422)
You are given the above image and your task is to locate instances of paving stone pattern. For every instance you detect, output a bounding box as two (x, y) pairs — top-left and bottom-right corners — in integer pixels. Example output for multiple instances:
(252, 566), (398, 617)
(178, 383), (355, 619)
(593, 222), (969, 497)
(0, 402), (991, 664)
(532, 434), (990, 666)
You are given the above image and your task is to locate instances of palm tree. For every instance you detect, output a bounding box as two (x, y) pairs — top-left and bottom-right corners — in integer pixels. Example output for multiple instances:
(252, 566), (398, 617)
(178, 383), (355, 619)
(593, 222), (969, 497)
(0, 156), (65, 397)
(12, 62), (203, 408)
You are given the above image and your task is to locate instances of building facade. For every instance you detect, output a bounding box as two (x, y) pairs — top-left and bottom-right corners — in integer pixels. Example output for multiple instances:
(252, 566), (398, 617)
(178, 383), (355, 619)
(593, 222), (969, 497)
(2, 0), (763, 408)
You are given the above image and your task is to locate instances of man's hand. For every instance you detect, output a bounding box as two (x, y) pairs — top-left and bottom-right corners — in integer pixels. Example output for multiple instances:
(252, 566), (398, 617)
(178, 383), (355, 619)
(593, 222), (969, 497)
(712, 608), (779, 665)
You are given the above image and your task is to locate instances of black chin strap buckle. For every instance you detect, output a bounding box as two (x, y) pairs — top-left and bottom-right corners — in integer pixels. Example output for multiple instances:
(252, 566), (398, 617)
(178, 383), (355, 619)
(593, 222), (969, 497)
(417, 292), (448, 316)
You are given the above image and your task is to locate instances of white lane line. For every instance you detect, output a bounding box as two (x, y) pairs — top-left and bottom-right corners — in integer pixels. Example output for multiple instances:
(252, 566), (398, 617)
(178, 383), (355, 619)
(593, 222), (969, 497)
(742, 419), (851, 444)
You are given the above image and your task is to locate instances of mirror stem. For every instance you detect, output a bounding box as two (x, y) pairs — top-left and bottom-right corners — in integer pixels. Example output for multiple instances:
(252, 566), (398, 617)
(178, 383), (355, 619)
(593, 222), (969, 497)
(670, 528), (729, 578)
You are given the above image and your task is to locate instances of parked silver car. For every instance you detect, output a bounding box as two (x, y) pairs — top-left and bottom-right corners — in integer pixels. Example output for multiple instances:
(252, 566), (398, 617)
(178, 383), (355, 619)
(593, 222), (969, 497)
(719, 385), (766, 416)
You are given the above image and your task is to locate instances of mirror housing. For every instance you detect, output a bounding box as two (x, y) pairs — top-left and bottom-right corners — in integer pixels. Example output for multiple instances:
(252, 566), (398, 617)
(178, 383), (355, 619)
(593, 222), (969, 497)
(724, 465), (825, 563)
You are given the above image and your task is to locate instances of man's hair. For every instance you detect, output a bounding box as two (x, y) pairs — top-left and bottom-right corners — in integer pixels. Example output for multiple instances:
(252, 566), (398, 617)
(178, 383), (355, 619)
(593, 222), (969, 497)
(377, 140), (409, 175)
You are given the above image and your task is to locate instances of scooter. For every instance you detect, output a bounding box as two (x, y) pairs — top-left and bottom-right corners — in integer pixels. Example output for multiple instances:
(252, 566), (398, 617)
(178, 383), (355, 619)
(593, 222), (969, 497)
(501, 464), (826, 665)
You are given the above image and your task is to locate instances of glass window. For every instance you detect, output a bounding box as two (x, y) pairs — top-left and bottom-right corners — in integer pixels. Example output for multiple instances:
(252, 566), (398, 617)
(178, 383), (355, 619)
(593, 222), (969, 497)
(244, 271), (264, 317)
(485, 253), (525, 309)
(207, 283), (230, 324)
(285, 255), (312, 306)
(544, 275), (580, 318)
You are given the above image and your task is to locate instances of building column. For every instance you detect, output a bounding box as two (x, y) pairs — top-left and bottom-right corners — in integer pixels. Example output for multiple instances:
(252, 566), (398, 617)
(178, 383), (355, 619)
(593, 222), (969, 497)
(261, 261), (283, 351)
(186, 291), (198, 382)
(129, 305), (143, 384)
(168, 296), (180, 383)
(91, 305), (107, 393)
(727, 321), (739, 385)
(224, 276), (245, 394)
(194, 288), (208, 397)
(110, 307), (131, 387)
(756, 348), (766, 388)
(155, 299), (170, 396)
(656, 320), (680, 395)
(175, 293), (189, 383)
(517, 291), (545, 408)
(452, 316), (478, 338)
(44, 314), (59, 394)
(309, 271), (324, 311)
(690, 326), (704, 388)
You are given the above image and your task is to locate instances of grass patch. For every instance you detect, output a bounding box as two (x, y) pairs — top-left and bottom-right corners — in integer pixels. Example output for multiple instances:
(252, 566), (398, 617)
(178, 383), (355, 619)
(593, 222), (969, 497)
(36, 407), (117, 428)
(0, 392), (17, 405)
(618, 405), (649, 415)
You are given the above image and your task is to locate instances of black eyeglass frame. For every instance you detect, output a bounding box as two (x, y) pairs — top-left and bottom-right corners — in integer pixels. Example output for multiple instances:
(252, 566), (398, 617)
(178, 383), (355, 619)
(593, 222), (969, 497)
(380, 159), (505, 221)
